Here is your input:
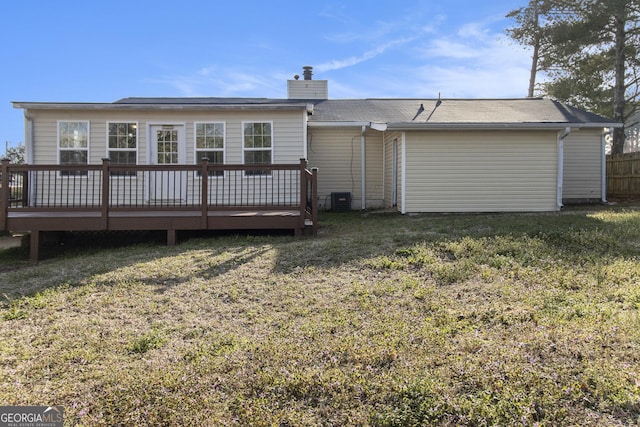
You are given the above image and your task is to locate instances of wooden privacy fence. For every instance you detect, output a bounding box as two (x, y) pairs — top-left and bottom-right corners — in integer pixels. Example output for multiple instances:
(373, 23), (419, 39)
(606, 152), (640, 197)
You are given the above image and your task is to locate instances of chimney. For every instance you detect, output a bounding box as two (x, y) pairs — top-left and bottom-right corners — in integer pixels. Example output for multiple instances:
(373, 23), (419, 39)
(302, 66), (313, 80)
(287, 66), (328, 100)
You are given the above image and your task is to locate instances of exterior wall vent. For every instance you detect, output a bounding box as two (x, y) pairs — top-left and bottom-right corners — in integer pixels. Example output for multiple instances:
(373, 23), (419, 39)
(331, 192), (351, 212)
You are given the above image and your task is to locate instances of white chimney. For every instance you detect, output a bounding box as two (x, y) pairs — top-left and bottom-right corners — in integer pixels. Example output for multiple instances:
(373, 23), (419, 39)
(287, 66), (328, 100)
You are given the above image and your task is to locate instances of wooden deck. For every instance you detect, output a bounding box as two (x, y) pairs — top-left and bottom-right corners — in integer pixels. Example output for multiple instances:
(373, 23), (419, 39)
(1, 159), (318, 261)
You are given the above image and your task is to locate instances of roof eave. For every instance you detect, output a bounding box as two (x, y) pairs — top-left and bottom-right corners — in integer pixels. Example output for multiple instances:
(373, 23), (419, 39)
(386, 122), (623, 130)
(308, 121), (388, 130)
(11, 102), (309, 111)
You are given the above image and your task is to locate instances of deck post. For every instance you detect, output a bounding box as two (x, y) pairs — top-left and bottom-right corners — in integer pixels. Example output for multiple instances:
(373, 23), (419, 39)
(200, 158), (209, 228)
(0, 159), (8, 231)
(101, 158), (110, 230)
(311, 167), (319, 235)
(167, 229), (176, 246)
(299, 159), (307, 234)
(29, 230), (40, 262)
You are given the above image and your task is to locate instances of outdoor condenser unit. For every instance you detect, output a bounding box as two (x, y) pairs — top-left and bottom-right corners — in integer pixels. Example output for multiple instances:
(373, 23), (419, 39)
(331, 192), (351, 212)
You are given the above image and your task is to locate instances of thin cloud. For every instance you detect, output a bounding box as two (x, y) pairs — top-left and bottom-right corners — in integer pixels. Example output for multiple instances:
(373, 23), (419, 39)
(316, 36), (417, 73)
(415, 64), (532, 98)
(409, 14), (533, 98)
(326, 15), (533, 100)
(146, 68), (284, 98)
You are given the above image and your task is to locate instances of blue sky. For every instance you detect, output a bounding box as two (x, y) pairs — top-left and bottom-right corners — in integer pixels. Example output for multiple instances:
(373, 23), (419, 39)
(1, 0), (530, 152)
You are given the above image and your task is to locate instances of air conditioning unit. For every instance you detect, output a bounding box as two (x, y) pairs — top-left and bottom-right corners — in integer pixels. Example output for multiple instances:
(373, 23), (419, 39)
(331, 192), (351, 212)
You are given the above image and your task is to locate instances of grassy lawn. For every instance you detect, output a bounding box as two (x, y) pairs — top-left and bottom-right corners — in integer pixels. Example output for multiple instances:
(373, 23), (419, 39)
(1, 206), (640, 426)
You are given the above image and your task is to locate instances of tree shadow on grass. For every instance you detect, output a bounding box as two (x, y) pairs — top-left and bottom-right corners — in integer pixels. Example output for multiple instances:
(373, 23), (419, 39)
(117, 244), (273, 294)
(0, 229), (285, 300)
(1, 206), (638, 301)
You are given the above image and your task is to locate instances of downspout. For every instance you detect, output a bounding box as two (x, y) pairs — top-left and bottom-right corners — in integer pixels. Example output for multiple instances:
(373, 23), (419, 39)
(361, 125), (366, 210)
(401, 132), (406, 214)
(303, 104), (313, 161)
(601, 129), (609, 203)
(557, 127), (571, 210)
(24, 111), (34, 164)
(24, 111), (35, 206)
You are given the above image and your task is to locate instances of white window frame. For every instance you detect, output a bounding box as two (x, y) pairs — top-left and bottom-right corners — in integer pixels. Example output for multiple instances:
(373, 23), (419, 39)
(106, 121), (139, 178)
(57, 120), (90, 177)
(242, 120), (273, 177)
(194, 121), (226, 177)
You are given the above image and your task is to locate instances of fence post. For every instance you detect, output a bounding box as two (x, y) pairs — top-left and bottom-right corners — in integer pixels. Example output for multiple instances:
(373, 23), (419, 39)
(101, 158), (110, 230)
(201, 158), (209, 228)
(0, 159), (9, 231)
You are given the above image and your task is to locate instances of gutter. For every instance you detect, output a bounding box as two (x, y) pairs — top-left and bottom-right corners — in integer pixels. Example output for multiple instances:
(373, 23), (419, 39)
(12, 101), (309, 111)
(386, 122), (623, 131)
(308, 121), (388, 129)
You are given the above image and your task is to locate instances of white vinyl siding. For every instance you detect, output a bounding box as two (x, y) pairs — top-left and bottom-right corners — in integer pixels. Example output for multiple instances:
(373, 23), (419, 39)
(307, 127), (387, 210)
(563, 130), (603, 201)
(384, 131), (403, 208)
(404, 131), (558, 212)
(364, 131), (384, 209)
(28, 109), (305, 166)
(307, 127), (362, 209)
(27, 110), (305, 207)
(287, 80), (329, 100)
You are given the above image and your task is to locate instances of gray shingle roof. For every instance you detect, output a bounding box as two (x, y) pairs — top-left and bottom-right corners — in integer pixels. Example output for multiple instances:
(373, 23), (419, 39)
(13, 97), (619, 128)
(309, 98), (618, 128)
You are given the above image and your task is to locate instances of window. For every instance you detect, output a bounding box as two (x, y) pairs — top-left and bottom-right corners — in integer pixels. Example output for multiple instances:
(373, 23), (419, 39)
(58, 121), (89, 176)
(243, 122), (272, 176)
(195, 122), (224, 176)
(108, 122), (137, 176)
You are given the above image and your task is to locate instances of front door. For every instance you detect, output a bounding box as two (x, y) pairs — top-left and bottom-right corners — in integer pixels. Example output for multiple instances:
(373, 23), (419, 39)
(149, 125), (186, 203)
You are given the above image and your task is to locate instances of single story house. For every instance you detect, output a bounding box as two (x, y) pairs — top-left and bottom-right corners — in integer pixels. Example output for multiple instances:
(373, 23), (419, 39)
(10, 66), (620, 215)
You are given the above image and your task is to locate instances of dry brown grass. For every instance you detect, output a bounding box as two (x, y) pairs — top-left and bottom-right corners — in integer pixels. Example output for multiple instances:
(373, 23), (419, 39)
(1, 207), (640, 425)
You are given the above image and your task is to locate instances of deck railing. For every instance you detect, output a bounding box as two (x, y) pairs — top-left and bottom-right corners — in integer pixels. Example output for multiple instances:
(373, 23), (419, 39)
(1, 158), (318, 233)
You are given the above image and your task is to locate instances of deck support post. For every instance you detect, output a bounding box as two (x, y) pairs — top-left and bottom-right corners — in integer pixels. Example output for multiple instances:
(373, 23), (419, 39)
(29, 230), (40, 262)
(167, 229), (176, 246)
(311, 167), (319, 235)
(0, 159), (9, 231)
(299, 159), (307, 234)
(101, 158), (110, 230)
(200, 158), (209, 228)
